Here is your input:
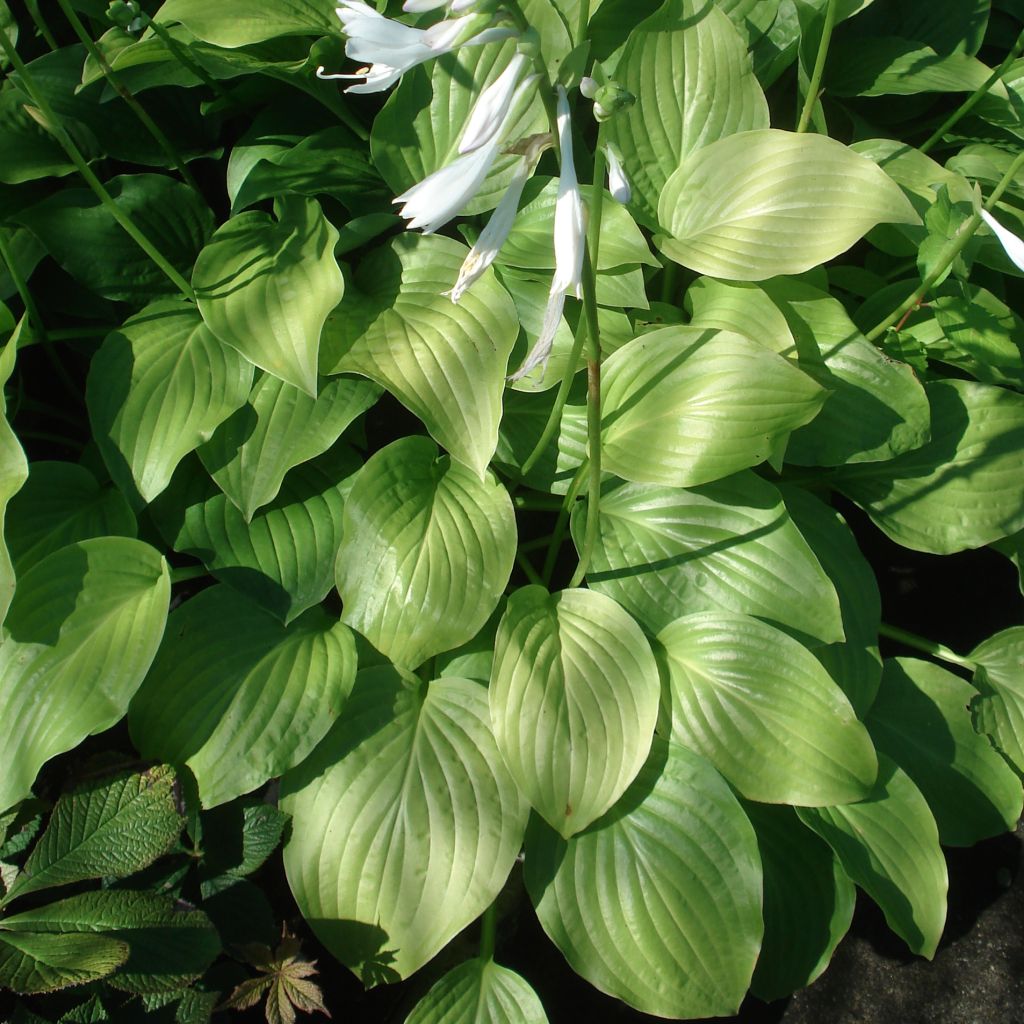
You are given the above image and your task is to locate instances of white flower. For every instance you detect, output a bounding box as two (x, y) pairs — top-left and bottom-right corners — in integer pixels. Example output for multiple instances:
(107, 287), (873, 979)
(980, 208), (1024, 272)
(460, 54), (528, 153)
(605, 144), (630, 204)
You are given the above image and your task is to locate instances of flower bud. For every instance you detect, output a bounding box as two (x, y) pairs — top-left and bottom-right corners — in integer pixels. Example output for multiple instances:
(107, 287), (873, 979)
(591, 80), (635, 122)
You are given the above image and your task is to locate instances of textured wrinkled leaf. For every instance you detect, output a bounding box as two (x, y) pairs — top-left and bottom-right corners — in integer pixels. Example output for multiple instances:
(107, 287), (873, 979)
(88, 301), (254, 503)
(406, 959), (549, 1024)
(155, 0), (336, 46)
(489, 587), (659, 837)
(281, 670), (528, 982)
(658, 130), (919, 279)
(130, 585), (357, 808)
(336, 436), (515, 671)
(0, 931), (127, 995)
(525, 740), (762, 1018)
(601, 326), (825, 487)
(970, 627), (1024, 774)
(193, 196), (342, 396)
(606, 0), (769, 227)
(867, 658), (1022, 846)
(798, 755), (948, 958)
(322, 234), (519, 477)
(0, 539), (170, 813)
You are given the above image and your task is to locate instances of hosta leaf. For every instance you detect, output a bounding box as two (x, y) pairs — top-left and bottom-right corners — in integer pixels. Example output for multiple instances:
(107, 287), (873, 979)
(601, 326), (825, 487)
(336, 437), (515, 671)
(524, 740), (762, 1018)
(573, 472), (843, 642)
(406, 959), (549, 1024)
(489, 587), (660, 837)
(866, 658), (1022, 846)
(0, 328), (27, 620)
(88, 301), (254, 504)
(5, 462), (136, 576)
(0, 538), (169, 813)
(280, 670), (528, 982)
(605, 0), (769, 227)
(322, 234), (519, 477)
(836, 380), (1024, 554)
(685, 277), (797, 358)
(657, 130), (919, 279)
(797, 754), (948, 958)
(746, 803), (855, 1002)
(130, 585), (357, 808)
(970, 627), (1024, 774)
(931, 283), (1024, 384)
(1, 890), (220, 994)
(193, 196), (342, 396)
(199, 373), (380, 521)
(0, 932), (127, 995)
(657, 612), (877, 805)
(154, 0), (337, 46)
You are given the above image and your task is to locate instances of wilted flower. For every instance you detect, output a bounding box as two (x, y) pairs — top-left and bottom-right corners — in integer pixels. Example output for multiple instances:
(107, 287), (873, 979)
(980, 208), (1024, 272)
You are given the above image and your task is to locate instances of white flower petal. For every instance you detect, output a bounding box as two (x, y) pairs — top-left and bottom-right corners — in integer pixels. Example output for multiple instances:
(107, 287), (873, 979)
(460, 53), (528, 154)
(605, 145), (631, 204)
(551, 85), (586, 299)
(508, 288), (567, 381)
(394, 143), (500, 233)
(403, 0), (449, 11)
(980, 209), (1024, 273)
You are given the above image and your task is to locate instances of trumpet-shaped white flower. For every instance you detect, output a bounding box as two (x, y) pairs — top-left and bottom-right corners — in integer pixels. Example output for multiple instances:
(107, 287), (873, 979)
(605, 144), (630, 204)
(460, 54), (529, 153)
(980, 208), (1024, 272)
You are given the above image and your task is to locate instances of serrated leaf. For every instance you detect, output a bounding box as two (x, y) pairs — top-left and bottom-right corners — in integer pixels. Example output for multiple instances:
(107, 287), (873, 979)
(406, 958), (549, 1024)
(0, 931), (128, 995)
(336, 436), (515, 671)
(657, 130), (919, 279)
(489, 587), (659, 837)
(193, 196), (342, 396)
(155, 0), (337, 46)
(524, 739), (762, 1018)
(574, 471), (843, 642)
(88, 301), (254, 503)
(322, 234), (519, 477)
(1, 767), (181, 907)
(600, 326), (825, 487)
(866, 658), (1022, 845)
(0, 539), (170, 814)
(199, 800), (289, 882)
(281, 670), (529, 982)
(970, 627), (1024, 774)
(797, 754), (948, 958)
(130, 585), (356, 808)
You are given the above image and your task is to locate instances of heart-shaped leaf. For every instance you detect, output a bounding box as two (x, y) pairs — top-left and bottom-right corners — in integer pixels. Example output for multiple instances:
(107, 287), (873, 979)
(406, 959), (549, 1024)
(969, 626), (1024, 774)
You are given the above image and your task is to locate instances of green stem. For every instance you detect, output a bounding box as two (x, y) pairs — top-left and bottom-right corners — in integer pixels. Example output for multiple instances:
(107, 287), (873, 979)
(919, 29), (1024, 155)
(25, 0), (59, 50)
(879, 623), (976, 670)
(513, 494), (566, 511)
(515, 551), (545, 586)
(575, 0), (590, 44)
(169, 564), (209, 584)
(56, 0), (200, 191)
(47, 326), (117, 340)
(796, 0), (837, 134)
(659, 258), (678, 305)
(139, 13), (233, 106)
(520, 533), (555, 553)
(865, 149), (1024, 343)
(478, 904), (498, 963)
(0, 31), (196, 302)
(542, 459), (588, 586)
(0, 231), (45, 342)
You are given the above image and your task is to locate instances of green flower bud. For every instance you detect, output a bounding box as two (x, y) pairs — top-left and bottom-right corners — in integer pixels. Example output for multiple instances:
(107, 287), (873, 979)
(591, 80), (635, 122)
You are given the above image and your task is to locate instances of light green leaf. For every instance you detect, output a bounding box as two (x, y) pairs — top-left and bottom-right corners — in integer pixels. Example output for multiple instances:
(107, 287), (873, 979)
(836, 380), (1024, 554)
(405, 959), (549, 1024)
(198, 372), (380, 521)
(281, 670), (528, 982)
(797, 754), (948, 958)
(0, 538), (170, 814)
(866, 658), (1022, 846)
(746, 803), (854, 1003)
(0, 328), (27, 621)
(322, 234), (519, 477)
(657, 130), (919, 279)
(130, 585), (357, 808)
(1, 766), (181, 906)
(685, 277), (797, 358)
(87, 301), (254, 503)
(489, 587), (659, 837)
(524, 739), (762, 1018)
(193, 196), (342, 396)
(605, 0), (769, 227)
(574, 472), (843, 642)
(336, 437), (515, 671)
(154, 0), (337, 46)
(601, 326), (825, 487)
(658, 612), (876, 805)
(970, 627), (1024, 774)
(0, 931), (127, 995)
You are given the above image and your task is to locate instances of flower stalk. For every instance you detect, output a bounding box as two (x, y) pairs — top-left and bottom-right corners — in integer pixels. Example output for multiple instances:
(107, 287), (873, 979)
(796, 0), (837, 134)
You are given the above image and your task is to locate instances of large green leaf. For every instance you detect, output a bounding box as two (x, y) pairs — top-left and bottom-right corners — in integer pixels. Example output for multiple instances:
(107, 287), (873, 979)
(405, 959), (549, 1024)
(836, 380), (1024, 554)
(336, 437), (515, 671)
(605, 0), (769, 227)
(0, 328), (26, 621)
(524, 740), (762, 1018)
(746, 803), (855, 1002)
(657, 130), (919, 279)
(130, 585), (356, 808)
(489, 587), (659, 837)
(0, 931), (127, 995)
(198, 372), (380, 521)
(154, 0), (337, 46)
(0, 538), (170, 813)
(193, 196), (342, 396)
(866, 658), (1022, 846)
(658, 612), (876, 805)
(600, 326), (825, 487)
(322, 234), (519, 477)
(685, 276), (797, 358)
(574, 472), (843, 642)
(281, 670), (528, 982)
(970, 627), (1024, 774)
(797, 754), (947, 958)
(88, 301), (254, 503)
